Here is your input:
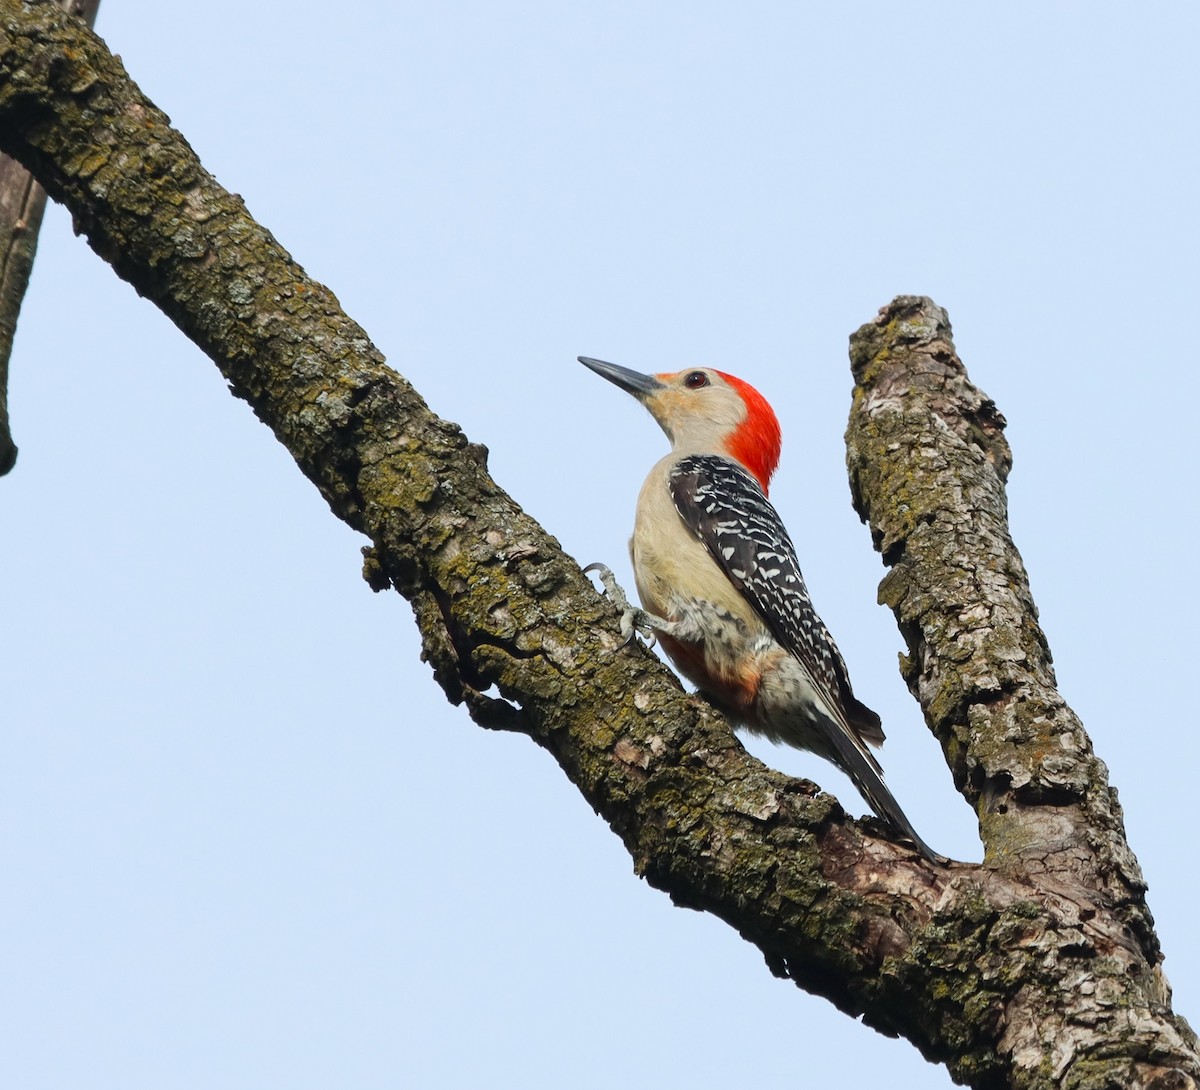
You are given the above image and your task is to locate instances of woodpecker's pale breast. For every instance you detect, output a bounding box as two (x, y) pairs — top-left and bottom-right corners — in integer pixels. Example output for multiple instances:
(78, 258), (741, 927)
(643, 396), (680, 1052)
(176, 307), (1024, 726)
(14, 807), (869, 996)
(630, 454), (764, 636)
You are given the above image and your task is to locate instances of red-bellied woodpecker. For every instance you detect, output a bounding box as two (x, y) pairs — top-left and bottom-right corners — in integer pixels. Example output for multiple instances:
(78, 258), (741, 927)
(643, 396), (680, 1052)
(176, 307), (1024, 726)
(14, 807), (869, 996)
(579, 356), (940, 861)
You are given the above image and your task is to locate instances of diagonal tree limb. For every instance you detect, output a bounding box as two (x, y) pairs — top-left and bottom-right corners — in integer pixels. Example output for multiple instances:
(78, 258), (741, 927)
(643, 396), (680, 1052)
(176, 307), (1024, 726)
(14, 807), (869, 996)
(0, 0), (97, 475)
(0, 4), (1194, 1087)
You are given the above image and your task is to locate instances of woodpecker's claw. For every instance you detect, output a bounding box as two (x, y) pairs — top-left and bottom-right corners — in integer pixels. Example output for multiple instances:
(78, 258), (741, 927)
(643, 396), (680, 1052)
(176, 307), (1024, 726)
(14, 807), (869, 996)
(584, 563), (657, 647)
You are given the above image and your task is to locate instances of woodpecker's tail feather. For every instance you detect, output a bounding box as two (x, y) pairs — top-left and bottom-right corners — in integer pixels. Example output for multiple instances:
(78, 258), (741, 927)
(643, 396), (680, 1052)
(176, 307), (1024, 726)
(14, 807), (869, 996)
(846, 693), (885, 748)
(824, 724), (946, 863)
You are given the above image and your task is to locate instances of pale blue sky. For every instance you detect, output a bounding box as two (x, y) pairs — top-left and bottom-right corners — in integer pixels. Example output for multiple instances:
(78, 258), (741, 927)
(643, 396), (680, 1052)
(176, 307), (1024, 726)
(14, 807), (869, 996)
(3, 3), (1196, 1088)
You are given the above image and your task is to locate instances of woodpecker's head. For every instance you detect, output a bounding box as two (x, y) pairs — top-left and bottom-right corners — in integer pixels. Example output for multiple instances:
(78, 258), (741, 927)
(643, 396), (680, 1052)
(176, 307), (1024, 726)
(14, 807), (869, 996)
(579, 357), (782, 493)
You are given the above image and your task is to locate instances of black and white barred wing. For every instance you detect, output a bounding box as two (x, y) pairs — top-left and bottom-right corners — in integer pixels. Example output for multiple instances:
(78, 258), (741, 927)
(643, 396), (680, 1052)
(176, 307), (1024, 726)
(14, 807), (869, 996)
(668, 454), (884, 748)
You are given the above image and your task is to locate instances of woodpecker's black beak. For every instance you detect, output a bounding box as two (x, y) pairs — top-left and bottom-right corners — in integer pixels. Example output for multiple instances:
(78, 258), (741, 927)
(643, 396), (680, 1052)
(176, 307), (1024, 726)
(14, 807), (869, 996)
(578, 356), (665, 397)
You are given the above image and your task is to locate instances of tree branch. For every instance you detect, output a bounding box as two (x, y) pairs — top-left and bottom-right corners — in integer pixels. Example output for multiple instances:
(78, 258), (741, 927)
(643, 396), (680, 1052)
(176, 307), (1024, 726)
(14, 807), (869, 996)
(0, 4), (1194, 1086)
(846, 298), (1148, 914)
(0, 0), (97, 475)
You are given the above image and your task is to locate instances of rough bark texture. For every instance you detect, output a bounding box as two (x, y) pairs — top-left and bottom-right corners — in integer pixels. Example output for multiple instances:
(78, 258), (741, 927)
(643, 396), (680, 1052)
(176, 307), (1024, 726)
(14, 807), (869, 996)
(0, 4), (1194, 1087)
(0, 0), (96, 474)
(846, 302), (1196, 1088)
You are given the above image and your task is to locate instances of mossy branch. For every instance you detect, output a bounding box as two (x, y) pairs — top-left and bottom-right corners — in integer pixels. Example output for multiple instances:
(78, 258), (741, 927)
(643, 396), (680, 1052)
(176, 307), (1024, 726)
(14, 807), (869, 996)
(0, 4), (1195, 1087)
(846, 299), (1145, 906)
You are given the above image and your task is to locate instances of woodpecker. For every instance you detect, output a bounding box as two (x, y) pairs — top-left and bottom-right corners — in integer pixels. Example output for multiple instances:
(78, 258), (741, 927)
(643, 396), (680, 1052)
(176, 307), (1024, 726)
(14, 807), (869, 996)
(579, 356), (940, 861)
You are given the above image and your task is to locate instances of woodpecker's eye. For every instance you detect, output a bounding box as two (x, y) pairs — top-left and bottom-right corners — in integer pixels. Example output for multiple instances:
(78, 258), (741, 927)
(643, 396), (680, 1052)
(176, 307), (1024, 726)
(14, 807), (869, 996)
(684, 371), (710, 389)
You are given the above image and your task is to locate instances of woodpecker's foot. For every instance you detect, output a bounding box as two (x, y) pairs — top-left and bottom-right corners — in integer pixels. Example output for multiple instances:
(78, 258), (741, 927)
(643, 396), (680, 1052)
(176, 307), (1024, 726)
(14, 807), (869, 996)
(584, 563), (657, 647)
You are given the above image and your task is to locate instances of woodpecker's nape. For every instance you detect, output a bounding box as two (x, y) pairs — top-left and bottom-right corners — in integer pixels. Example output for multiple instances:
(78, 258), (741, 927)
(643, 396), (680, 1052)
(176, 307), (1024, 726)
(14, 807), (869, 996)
(579, 355), (943, 862)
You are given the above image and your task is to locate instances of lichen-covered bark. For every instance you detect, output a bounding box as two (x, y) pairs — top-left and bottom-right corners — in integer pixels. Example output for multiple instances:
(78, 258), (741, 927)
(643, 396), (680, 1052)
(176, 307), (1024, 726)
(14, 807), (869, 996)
(0, 0), (98, 475)
(846, 299), (1195, 1088)
(847, 302), (1146, 901)
(0, 4), (1195, 1087)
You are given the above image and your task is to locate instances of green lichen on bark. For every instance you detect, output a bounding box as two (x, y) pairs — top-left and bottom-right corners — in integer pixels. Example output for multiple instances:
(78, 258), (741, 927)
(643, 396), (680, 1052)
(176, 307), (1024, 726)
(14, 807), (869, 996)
(847, 298), (1129, 875)
(844, 297), (1195, 1087)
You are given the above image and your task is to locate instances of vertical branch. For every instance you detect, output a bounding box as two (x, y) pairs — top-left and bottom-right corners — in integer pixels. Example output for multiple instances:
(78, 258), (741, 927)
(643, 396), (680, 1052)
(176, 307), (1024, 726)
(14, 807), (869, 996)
(844, 297), (1148, 932)
(0, 0), (99, 476)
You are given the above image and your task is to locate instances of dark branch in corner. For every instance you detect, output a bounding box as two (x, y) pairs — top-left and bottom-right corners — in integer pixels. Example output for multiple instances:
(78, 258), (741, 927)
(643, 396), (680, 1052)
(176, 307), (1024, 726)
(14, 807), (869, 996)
(0, 0), (99, 476)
